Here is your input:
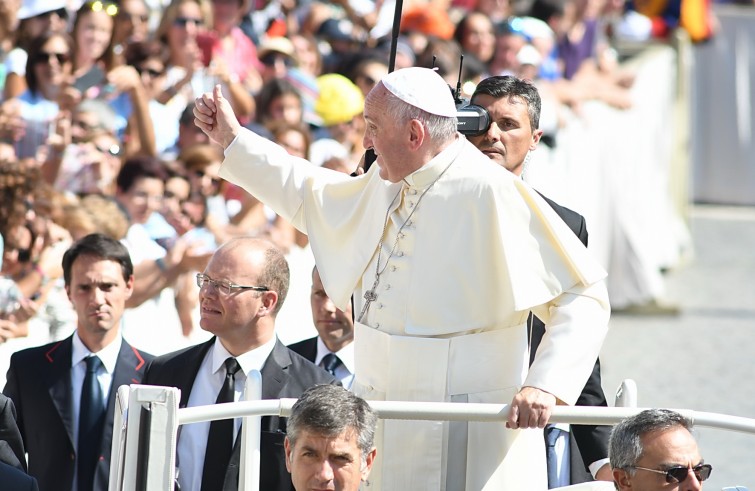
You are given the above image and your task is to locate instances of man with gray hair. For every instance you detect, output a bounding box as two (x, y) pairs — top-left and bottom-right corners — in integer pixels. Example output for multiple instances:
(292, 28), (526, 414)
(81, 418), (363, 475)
(193, 67), (610, 489)
(285, 385), (377, 491)
(609, 409), (713, 490)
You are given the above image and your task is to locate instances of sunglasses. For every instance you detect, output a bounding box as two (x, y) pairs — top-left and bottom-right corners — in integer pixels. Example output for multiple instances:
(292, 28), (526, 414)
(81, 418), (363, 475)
(87, 1), (119, 17)
(34, 51), (70, 65)
(632, 464), (712, 483)
(137, 67), (164, 78)
(32, 7), (69, 21)
(173, 16), (203, 27)
(260, 53), (293, 68)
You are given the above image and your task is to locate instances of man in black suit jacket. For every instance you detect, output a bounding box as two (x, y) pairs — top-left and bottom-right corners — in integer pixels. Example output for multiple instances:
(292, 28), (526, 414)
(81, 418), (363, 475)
(0, 393), (27, 471)
(0, 461), (39, 491)
(470, 76), (612, 485)
(143, 237), (336, 491)
(3, 234), (153, 491)
(288, 267), (355, 388)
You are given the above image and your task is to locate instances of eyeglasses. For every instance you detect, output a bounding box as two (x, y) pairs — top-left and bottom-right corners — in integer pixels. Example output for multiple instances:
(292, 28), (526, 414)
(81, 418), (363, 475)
(196, 273), (269, 296)
(260, 53), (293, 68)
(632, 464), (712, 483)
(87, 1), (119, 17)
(173, 16), (204, 27)
(33, 51), (70, 65)
(137, 67), (164, 78)
(32, 7), (69, 21)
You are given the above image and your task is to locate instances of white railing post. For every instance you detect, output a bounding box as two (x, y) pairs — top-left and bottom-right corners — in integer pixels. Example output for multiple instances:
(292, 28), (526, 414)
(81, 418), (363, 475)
(238, 370), (263, 491)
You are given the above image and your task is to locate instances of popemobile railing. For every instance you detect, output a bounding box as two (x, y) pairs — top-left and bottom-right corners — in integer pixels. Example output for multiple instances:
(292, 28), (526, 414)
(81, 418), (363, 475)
(107, 374), (755, 491)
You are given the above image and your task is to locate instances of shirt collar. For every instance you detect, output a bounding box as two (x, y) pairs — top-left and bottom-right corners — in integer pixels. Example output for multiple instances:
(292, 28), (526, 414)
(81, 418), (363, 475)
(210, 336), (277, 376)
(314, 337), (355, 375)
(71, 332), (123, 374)
(402, 134), (463, 189)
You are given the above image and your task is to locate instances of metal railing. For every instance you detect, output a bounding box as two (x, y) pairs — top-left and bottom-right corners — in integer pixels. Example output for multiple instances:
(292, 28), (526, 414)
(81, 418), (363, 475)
(108, 375), (755, 491)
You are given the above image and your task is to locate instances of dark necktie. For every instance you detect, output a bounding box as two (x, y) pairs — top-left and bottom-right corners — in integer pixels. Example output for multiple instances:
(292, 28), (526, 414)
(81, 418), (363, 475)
(78, 355), (105, 491)
(201, 357), (241, 491)
(320, 353), (341, 377)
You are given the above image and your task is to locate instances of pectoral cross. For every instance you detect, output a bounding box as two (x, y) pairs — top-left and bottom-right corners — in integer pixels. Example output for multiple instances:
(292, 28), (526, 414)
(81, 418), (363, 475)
(357, 278), (380, 323)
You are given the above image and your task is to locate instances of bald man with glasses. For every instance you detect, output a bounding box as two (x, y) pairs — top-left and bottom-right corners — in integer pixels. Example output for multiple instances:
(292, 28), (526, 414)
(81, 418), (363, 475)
(142, 237), (336, 491)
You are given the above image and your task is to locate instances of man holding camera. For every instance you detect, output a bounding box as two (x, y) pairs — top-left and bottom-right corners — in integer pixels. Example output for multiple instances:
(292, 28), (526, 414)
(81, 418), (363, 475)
(193, 67), (610, 489)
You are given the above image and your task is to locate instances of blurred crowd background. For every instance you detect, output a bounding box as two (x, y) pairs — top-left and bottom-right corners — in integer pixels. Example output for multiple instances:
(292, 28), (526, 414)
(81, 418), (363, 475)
(0, 0), (750, 386)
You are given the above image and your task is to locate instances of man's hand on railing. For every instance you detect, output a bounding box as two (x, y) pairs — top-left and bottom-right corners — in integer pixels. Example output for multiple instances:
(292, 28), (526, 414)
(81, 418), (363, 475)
(506, 386), (556, 429)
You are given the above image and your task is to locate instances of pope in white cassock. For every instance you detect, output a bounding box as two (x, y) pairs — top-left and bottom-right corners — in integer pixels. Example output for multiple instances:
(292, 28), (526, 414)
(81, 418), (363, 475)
(193, 67), (611, 490)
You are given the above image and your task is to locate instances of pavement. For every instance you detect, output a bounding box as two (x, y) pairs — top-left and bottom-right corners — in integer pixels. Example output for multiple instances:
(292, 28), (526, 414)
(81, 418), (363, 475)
(599, 204), (755, 489)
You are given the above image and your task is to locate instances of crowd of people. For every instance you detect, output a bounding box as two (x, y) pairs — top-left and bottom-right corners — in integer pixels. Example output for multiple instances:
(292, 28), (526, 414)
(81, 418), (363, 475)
(0, 0), (718, 489)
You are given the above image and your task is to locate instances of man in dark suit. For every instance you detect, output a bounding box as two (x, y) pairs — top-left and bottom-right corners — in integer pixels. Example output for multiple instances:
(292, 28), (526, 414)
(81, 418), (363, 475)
(142, 237), (336, 491)
(0, 393), (27, 471)
(3, 233), (153, 491)
(0, 461), (38, 491)
(470, 76), (612, 485)
(288, 267), (355, 389)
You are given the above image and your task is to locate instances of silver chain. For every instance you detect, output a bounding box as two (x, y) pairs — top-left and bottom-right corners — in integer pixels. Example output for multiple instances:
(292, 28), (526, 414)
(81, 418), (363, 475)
(357, 160), (455, 323)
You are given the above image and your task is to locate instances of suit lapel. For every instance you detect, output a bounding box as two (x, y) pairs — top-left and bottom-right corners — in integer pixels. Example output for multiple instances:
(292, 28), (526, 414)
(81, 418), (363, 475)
(176, 339), (215, 408)
(46, 337), (75, 448)
(260, 341), (291, 400)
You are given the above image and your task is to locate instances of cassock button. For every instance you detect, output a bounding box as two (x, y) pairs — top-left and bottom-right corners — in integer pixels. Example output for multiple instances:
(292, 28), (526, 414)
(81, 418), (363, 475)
(377, 303), (384, 309)
(390, 265), (397, 272)
(409, 189), (418, 195)
(408, 201), (415, 208)
(385, 284), (391, 290)
(406, 220), (413, 227)
(396, 251), (404, 257)
(375, 323), (381, 328)
(398, 232), (405, 239)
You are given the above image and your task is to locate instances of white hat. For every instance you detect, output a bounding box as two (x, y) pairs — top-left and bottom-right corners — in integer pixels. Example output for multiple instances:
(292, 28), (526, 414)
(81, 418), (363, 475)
(18, 0), (68, 20)
(381, 67), (456, 118)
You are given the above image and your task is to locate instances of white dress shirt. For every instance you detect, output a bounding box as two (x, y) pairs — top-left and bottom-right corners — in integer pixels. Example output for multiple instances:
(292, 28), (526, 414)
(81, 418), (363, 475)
(70, 333), (122, 491)
(313, 337), (355, 389)
(177, 337), (276, 491)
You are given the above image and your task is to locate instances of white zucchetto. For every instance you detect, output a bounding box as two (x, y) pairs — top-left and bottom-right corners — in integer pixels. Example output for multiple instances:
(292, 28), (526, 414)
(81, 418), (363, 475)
(381, 67), (457, 118)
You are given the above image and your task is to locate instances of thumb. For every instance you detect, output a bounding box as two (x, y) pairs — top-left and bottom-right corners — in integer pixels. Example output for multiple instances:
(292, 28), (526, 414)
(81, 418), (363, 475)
(214, 84), (223, 104)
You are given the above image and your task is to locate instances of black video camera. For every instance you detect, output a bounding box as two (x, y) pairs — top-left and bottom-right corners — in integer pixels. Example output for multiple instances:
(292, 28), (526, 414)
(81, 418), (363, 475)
(449, 55), (490, 137)
(456, 98), (490, 137)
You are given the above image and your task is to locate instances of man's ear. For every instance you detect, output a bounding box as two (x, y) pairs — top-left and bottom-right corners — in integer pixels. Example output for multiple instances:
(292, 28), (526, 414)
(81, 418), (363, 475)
(284, 437), (293, 473)
(361, 447), (377, 481)
(530, 129), (544, 151)
(259, 291), (279, 317)
(407, 119), (426, 151)
(613, 468), (631, 490)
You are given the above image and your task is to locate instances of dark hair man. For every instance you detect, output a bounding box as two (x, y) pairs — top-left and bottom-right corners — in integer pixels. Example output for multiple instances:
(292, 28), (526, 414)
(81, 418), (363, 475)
(4, 233), (153, 491)
(285, 384), (377, 491)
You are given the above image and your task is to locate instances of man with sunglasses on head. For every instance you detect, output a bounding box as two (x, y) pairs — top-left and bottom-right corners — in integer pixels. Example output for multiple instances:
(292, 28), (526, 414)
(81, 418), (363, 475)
(610, 409), (712, 490)
(142, 237), (336, 491)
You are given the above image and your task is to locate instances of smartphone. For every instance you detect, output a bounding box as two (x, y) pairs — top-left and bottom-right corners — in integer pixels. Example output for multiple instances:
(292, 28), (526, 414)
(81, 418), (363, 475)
(72, 65), (106, 93)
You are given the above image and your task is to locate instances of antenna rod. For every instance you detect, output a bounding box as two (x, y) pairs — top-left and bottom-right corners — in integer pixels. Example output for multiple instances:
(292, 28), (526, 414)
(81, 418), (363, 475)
(455, 54), (464, 103)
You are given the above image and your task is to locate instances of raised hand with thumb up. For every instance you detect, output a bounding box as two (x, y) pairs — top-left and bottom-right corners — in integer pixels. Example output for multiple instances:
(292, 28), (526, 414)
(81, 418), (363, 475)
(193, 84), (240, 149)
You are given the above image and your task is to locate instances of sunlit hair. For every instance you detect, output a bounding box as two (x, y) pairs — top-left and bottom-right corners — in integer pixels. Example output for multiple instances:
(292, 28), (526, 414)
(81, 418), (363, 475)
(381, 87), (457, 142)
(287, 385), (377, 466)
(472, 75), (542, 130)
(155, 0), (213, 43)
(609, 409), (694, 483)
